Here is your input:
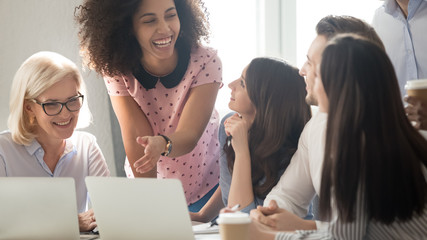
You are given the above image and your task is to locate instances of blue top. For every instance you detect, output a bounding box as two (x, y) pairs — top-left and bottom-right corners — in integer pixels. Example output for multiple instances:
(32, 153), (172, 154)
(219, 112), (277, 213)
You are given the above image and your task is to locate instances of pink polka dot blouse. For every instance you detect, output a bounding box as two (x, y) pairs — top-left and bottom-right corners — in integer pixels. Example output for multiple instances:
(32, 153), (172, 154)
(104, 46), (222, 205)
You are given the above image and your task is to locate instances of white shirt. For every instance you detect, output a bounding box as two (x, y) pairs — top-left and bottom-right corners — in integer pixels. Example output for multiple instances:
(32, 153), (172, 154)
(0, 130), (110, 213)
(264, 111), (328, 228)
(372, 0), (427, 97)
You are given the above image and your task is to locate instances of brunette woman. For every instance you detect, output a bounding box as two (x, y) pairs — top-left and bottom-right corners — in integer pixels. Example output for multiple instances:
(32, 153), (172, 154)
(249, 34), (427, 240)
(191, 57), (311, 221)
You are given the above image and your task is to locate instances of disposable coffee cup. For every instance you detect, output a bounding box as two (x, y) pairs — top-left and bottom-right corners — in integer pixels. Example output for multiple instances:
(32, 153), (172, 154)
(405, 79), (427, 102)
(217, 212), (251, 240)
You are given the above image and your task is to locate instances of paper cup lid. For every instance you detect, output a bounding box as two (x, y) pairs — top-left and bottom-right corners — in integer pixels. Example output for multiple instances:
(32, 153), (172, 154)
(405, 79), (427, 90)
(217, 212), (251, 224)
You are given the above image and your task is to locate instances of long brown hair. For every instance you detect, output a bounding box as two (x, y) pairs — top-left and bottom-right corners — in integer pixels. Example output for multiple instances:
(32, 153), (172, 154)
(224, 57), (311, 199)
(319, 34), (427, 223)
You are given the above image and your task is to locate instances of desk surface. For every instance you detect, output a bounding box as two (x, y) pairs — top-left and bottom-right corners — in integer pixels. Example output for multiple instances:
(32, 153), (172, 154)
(79, 222), (220, 240)
(195, 233), (220, 239)
(79, 233), (220, 240)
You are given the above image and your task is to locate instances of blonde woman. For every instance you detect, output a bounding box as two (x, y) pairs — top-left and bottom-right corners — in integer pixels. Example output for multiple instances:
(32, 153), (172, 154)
(0, 51), (110, 231)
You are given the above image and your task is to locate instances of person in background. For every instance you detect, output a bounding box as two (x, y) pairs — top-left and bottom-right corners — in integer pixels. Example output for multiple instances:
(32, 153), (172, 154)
(191, 57), (311, 222)
(251, 15), (385, 231)
(0, 51), (110, 232)
(75, 0), (222, 212)
(372, 0), (427, 130)
(250, 34), (427, 240)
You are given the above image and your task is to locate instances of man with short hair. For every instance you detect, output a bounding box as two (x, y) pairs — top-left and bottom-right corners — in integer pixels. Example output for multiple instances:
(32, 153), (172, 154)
(250, 15), (385, 232)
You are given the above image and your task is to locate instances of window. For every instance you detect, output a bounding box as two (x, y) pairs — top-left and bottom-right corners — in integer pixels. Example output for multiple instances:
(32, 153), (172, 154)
(296, 0), (383, 67)
(204, 0), (258, 118)
(204, 0), (384, 118)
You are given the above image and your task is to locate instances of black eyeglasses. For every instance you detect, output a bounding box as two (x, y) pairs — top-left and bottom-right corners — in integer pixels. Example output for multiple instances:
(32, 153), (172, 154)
(32, 94), (84, 116)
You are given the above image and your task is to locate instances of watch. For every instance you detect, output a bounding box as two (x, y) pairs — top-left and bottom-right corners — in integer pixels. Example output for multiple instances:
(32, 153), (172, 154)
(159, 134), (172, 156)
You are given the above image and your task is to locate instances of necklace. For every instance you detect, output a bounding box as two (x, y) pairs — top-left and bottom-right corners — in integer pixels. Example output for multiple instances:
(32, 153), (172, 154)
(133, 48), (190, 90)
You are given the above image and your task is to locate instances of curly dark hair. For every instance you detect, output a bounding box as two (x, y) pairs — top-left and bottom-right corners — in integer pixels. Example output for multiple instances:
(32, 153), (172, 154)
(75, 0), (210, 76)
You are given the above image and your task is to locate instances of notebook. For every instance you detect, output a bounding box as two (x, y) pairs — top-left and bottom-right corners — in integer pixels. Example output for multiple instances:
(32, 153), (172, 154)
(0, 177), (82, 240)
(85, 177), (195, 240)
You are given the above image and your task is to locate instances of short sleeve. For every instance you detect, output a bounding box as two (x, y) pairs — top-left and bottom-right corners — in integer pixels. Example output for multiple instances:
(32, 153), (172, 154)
(104, 75), (131, 96)
(190, 48), (223, 88)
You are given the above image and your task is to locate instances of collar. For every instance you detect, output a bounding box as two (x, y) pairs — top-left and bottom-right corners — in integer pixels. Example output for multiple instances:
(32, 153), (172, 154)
(408, 0), (424, 19)
(133, 47), (191, 90)
(25, 138), (75, 158)
(25, 139), (43, 156)
(384, 0), (424, 20)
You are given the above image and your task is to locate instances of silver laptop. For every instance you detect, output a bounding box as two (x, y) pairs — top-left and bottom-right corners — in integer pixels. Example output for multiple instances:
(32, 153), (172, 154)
(0, 177), (81, 240)
(85, 177), (195, 240)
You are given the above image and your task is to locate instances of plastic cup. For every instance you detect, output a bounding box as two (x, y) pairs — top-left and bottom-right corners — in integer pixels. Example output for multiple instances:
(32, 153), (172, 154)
(217, 212), (251, 240)
(405, 79), (427, 102)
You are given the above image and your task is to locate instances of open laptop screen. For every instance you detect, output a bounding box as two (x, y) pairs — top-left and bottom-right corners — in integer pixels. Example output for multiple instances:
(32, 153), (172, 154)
(0, 177), (80, 240)
(85, 177), (194, 240)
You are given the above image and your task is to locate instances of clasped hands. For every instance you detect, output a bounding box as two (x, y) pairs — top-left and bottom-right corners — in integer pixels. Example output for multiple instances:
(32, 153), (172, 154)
(250, 200), (310, 231)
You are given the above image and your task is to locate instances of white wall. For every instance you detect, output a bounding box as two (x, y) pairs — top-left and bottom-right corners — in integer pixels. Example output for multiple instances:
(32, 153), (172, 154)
(0, 0), (122, 176)
(203, 0), (258, 119)
(295, 0), (383, 67)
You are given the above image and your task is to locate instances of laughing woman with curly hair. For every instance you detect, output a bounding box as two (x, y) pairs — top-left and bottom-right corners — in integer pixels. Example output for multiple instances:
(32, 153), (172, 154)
(76, 0), (222, 212)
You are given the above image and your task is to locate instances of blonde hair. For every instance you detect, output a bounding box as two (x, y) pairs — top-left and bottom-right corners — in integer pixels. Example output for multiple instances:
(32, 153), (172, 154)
(8, 51), (91, 145)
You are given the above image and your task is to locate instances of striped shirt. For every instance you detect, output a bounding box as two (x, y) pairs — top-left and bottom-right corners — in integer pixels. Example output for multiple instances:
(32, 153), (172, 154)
(276, 185), (427, 240)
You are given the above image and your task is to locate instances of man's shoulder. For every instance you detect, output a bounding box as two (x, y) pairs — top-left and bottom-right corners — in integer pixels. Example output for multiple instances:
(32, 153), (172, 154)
(303, 112), (327, 132)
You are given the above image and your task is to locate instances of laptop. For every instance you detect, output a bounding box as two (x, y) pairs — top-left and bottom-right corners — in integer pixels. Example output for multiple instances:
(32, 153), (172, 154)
(0, 177), (82, 240)
(85, 177), (195, 240)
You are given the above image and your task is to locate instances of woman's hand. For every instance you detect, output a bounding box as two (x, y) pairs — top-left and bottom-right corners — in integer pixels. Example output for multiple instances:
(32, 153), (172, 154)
(249, 218), (277, 240)
(78, 209), (97, 232)
(224, 113), (251, 155)
(224, 113), (254, 208)
(133, 136), (166, 174)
